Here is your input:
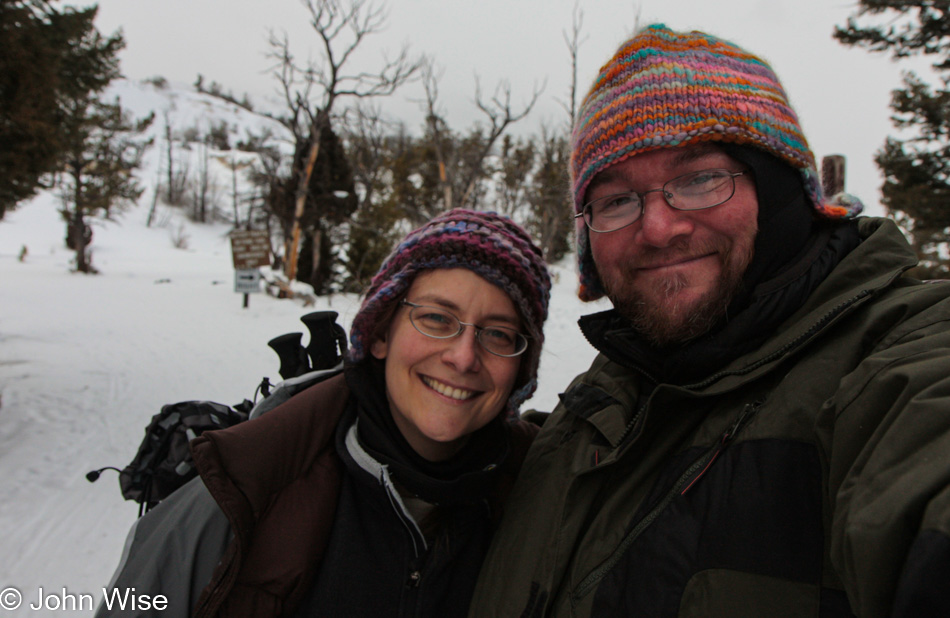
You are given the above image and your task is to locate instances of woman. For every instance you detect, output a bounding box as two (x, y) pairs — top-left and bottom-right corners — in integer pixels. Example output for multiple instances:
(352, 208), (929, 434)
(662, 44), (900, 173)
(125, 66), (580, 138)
(97, 209), (552, 617)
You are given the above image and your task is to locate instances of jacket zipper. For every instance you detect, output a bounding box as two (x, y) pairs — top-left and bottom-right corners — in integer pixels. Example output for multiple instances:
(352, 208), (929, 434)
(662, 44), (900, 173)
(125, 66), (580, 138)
(571, 401), (762, 603)
(382, 474), (429, 617)
(382, 475), (427, 558)
(402, 559), (424, 618)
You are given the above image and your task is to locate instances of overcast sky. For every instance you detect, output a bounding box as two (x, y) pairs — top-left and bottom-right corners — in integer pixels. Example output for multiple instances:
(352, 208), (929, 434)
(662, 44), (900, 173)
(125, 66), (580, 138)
(82, 0), (923, 216)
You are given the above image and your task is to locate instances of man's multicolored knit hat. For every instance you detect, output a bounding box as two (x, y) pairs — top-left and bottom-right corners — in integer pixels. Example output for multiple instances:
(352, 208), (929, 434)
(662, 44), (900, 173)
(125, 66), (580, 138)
(571, 24), (864, 301)
(347, 208), (552, 413)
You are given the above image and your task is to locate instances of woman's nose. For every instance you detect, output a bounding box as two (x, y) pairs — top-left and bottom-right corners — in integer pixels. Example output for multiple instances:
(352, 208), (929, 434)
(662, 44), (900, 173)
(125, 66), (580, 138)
(440, 326), (482, 373)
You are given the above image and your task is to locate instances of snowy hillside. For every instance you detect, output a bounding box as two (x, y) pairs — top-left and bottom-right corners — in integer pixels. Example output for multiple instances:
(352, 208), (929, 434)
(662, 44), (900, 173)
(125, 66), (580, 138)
(0, 79), (608, 615)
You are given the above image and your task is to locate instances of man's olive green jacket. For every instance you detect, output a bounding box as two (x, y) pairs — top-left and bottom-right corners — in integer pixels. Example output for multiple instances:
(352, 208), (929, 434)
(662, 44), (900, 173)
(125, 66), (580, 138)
(469, 218), (950, 617)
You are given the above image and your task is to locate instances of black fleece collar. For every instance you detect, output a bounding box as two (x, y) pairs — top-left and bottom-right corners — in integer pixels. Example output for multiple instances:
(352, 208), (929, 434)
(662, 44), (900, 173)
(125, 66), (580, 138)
(580, 221), (861, 385)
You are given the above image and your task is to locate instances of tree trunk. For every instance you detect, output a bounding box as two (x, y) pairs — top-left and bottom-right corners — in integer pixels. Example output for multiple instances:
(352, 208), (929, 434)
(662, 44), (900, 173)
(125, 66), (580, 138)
(310, 229), (322, 289)
(165, 122), (175, 203)
(69, 170), (91, 273)
(231, 157), (240, 227)
(439, 160), (453, 210)
(285, 116), (323, 282)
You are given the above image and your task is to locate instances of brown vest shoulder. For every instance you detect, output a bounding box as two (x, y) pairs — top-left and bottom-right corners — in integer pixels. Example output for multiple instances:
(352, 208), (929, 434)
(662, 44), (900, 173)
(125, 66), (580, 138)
(190, 373), (350, 617)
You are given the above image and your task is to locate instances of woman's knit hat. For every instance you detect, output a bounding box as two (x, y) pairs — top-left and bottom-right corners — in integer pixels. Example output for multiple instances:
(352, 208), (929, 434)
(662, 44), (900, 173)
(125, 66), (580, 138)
(570, 24), (864, 301)
(347, 209), (552, 412)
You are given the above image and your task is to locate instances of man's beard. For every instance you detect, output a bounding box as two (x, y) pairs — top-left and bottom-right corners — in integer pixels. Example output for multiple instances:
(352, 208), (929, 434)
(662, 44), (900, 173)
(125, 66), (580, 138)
(600, 239), (754, 348)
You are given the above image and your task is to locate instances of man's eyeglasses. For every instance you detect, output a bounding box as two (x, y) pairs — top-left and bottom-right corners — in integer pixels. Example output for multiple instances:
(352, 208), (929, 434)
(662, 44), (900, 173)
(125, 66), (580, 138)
(575, 168), (747, 233)
(400, 300), (529, 358)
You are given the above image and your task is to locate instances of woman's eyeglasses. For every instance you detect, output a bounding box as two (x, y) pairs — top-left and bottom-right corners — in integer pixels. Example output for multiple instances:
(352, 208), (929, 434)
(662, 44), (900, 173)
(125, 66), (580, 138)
(400, 300), (528, 357)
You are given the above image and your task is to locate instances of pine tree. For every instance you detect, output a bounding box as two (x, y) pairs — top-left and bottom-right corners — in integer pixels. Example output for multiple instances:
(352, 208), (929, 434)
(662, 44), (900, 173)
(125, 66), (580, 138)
(0, 1), (123, 218)
(59, 97), (153, 273)
(494, 135), (535, 218)
(52, 8), (153, 273)
(835, 1), (950, 277)
(0, 0), (57, 216)
(340, 109), (410, 291)
(264, 123), (357, 293)
(527, 130), (573, 263)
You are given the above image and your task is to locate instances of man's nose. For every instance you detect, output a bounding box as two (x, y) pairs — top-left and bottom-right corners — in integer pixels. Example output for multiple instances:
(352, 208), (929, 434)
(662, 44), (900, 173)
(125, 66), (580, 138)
(635, 190), (693, 247)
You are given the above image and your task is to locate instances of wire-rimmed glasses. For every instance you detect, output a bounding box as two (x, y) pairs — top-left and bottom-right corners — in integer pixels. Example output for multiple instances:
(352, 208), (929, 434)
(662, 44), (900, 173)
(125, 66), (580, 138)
(400, 300), (529, 358)
(575, 168), (747, 233)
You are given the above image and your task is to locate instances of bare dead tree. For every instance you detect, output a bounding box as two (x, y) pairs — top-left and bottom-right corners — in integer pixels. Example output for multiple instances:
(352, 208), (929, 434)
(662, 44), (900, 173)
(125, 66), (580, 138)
(340, 103), (410, 288)
(342, 103), (394, 211)
(530, 123), (573, 263)
(560, 3), (586, 129)
(161, 113), (190, 206)
(189, 140), (223, 223)
(421, 58), (544, 213)
(517, 2), (591, 264)
(460, 77), (545, 207)
(420, 59), (455, 211)
(226, 155), (254, 228)
(164, 114), (175, 202)
(159, 113), (192, 209)
(267, 0), (421, 283)
(146, 133), (164, 228)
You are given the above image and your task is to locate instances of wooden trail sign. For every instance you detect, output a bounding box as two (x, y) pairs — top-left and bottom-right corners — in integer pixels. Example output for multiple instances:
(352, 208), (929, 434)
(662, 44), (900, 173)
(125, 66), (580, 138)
(230, 230), (270, 308)
(230, 230), (271, 270)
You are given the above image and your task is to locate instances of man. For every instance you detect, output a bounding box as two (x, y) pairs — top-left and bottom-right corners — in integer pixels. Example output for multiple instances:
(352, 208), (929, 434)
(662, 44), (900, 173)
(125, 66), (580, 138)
(468, 24), (950, 618)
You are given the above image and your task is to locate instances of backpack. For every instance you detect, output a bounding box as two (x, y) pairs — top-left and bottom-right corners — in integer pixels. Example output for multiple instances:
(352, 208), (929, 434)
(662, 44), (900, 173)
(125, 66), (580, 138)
(87, 310), (348, 516)
(120, 401), (248, 516)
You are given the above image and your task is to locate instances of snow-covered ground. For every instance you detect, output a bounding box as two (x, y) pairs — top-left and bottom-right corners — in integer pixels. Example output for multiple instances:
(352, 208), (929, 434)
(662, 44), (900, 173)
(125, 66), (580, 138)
(0, 81), (609, 616)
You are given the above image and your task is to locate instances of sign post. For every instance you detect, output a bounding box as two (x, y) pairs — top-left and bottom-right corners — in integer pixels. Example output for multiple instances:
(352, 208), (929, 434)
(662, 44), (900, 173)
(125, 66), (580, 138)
(229, 230), (271, 308)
